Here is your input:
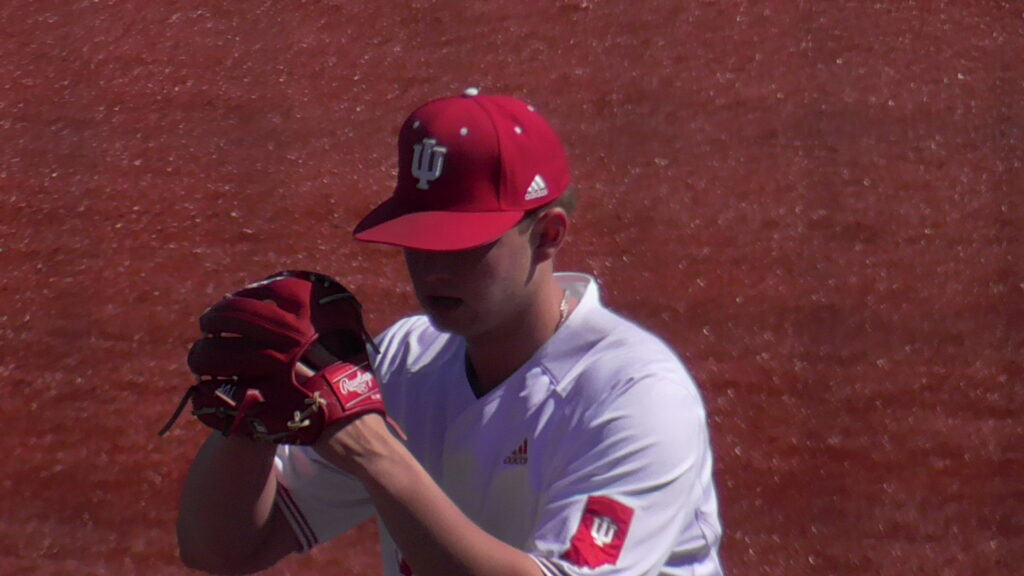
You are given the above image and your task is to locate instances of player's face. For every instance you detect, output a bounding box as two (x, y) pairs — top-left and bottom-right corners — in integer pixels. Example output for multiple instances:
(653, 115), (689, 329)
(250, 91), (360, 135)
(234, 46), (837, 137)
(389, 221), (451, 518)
(403, 221), (538, 339)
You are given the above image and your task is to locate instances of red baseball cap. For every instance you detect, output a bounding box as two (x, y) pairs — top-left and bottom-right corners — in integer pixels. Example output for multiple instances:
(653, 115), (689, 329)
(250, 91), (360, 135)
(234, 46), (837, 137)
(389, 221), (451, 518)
(353, 88), (571, 251)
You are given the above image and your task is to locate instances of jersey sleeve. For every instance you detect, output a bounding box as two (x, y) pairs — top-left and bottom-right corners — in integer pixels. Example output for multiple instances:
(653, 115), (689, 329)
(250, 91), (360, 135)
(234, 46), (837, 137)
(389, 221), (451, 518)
(273, 444), (375, 551)
(271, 318), (425, 552)
(526, 374), (722, 576)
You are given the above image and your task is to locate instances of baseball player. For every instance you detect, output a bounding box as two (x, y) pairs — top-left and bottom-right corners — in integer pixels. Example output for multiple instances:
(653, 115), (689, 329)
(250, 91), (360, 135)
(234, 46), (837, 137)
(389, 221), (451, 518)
(174, 89), (723, 576)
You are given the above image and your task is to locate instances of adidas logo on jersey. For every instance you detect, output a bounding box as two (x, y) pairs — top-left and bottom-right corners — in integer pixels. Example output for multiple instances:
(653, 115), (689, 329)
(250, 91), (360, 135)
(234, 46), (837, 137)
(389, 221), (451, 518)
(503, 438), (529, 465)
(524, 174), (548, 201)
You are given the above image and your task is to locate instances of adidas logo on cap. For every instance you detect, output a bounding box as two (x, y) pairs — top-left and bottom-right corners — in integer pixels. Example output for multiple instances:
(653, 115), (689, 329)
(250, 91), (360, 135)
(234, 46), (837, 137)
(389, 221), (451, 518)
(524, 174), (548, 201)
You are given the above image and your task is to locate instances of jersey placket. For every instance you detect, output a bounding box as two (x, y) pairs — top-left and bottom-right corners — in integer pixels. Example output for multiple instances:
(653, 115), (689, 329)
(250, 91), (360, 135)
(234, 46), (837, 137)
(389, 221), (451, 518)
(440, 364), (559, 548)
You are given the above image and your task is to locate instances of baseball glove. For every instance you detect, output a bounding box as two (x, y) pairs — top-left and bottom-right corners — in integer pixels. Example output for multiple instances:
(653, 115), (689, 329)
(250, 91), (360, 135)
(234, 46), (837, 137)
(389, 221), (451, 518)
(159, 270), (388, 445)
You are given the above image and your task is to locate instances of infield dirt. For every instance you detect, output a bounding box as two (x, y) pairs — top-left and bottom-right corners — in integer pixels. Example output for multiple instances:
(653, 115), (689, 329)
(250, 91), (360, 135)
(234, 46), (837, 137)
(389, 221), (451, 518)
(1, 2), (1020, 575)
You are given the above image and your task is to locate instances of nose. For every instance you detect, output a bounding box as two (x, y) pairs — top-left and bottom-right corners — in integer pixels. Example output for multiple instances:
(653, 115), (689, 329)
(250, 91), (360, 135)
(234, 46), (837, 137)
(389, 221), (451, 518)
(403, 249), (448, 283)
(404, 242), (493, 283)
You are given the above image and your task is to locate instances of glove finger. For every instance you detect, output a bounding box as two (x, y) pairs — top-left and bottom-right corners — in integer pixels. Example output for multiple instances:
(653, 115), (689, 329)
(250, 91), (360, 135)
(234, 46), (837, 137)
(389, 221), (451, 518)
(232, 277), (311, 316)
(231, 271), (347, 316)
(188, 336), (293, 378)
(263, 271), (366, 337)
(199, 297), (312, 350)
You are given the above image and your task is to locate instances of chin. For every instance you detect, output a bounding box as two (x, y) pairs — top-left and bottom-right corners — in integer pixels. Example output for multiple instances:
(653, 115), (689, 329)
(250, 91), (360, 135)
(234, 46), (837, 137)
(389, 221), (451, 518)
(425, 311), (491, 341)
(423, 310), (464, 335)
(425, 313), (455, 333)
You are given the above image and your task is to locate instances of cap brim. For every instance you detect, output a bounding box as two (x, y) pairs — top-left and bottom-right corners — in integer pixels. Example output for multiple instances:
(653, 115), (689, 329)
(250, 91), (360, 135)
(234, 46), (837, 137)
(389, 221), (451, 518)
(354, 197), (524, 251)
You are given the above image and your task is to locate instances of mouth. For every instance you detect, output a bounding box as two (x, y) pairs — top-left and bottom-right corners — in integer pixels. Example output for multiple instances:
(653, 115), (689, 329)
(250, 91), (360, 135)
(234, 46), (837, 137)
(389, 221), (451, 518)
(424, 295), (463, 312)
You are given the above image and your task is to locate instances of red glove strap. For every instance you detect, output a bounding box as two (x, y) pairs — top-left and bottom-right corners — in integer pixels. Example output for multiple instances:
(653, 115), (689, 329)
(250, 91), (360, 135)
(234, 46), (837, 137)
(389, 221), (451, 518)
(304, 361), (387, 425)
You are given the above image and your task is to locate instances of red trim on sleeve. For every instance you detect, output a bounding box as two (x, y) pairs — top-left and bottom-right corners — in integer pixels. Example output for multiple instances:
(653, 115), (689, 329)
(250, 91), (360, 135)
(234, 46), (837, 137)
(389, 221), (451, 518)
(276, 482), (318, 550)
(398, 555), (414, 576)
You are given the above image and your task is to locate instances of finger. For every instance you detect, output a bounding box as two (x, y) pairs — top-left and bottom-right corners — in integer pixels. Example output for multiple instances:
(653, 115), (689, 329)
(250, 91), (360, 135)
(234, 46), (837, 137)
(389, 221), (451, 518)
(294, 360), (316, 383)
(199, 298), (309, 349)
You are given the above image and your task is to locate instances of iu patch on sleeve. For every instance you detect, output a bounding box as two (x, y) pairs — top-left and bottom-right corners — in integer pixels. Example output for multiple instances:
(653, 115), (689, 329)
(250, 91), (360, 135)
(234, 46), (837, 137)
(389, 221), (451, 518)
(562, 495), (635, 568)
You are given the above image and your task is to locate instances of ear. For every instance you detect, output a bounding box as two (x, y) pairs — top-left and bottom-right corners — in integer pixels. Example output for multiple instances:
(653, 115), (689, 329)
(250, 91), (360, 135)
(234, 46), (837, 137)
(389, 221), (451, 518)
(531, 208), (569, 264)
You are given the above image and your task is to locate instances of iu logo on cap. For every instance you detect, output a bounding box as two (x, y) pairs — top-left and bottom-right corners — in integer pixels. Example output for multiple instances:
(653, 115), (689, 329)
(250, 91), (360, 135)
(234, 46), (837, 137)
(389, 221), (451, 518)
(412, 137), (447, 190)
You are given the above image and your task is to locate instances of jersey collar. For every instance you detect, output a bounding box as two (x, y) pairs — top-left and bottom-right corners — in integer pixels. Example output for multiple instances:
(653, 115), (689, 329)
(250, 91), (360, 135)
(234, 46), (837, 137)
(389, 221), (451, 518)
(532, 272), (608, 391)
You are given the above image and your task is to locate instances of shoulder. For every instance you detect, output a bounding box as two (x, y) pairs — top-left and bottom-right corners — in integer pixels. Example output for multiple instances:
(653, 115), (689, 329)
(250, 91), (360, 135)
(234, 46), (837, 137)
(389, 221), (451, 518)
(551, 312), (713, 477)
(575, 310), (703, 413)
(543, 278), (707, 429)
(584, 306), (686, 370)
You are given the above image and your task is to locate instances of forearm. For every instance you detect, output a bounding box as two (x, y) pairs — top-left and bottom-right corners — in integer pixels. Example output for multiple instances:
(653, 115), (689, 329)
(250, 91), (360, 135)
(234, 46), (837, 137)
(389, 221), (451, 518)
(177, 433), (280, 571)
(318, 418), (542, 576)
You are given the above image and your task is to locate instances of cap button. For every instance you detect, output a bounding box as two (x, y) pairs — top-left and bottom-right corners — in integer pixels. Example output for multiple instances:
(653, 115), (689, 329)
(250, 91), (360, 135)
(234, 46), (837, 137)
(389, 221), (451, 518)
(463, 87), (480, 97)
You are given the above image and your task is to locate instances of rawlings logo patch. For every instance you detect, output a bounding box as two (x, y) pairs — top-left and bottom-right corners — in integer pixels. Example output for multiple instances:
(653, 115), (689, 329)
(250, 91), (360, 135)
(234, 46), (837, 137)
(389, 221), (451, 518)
(327, 363), (381, 410)
(338, 369), (375, 395)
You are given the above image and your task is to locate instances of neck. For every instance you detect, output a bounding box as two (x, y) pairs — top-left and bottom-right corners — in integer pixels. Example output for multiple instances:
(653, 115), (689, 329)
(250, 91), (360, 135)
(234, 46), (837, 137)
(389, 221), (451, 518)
(465, 276), (566, 395)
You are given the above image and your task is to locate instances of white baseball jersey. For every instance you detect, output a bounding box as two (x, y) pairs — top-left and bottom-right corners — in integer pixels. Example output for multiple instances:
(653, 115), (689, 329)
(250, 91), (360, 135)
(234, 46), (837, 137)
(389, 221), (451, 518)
(274, 273), (723, 576)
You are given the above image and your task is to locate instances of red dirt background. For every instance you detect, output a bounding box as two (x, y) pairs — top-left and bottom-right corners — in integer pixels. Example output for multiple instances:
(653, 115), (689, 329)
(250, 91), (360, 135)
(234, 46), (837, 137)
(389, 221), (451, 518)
(1, 1), (1020, 575)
